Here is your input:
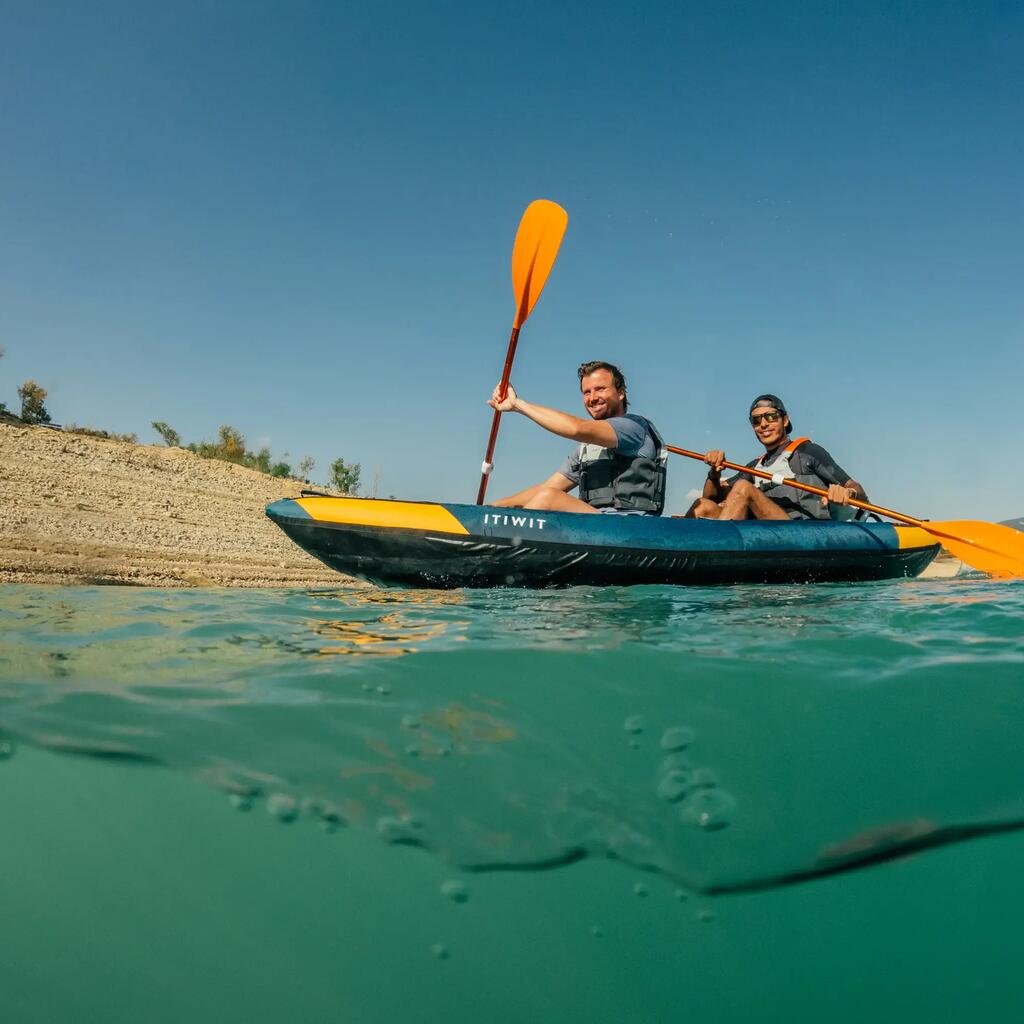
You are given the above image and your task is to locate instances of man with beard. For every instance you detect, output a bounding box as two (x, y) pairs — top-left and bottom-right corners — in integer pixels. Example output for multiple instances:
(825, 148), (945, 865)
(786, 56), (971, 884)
(487, 360), (667, 515)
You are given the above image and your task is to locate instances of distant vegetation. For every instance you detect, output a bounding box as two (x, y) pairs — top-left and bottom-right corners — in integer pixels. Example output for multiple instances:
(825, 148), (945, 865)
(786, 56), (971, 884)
(152, 421), (360, 492)
(0, 348), (361, 492)
(18, 380), (52, 425)
(151, 421), (181, 447)
(0, 349), (54, 425)
(329, 457), (361, 495)
(66, 424), (139, 443)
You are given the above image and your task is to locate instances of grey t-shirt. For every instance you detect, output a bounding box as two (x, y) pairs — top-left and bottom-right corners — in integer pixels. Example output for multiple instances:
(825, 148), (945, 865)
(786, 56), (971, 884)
(559, 414), (660, 485)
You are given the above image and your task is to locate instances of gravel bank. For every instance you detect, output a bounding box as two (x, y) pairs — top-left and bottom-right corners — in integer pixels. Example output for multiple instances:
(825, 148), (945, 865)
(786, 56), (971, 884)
(0, 422), (360, 588)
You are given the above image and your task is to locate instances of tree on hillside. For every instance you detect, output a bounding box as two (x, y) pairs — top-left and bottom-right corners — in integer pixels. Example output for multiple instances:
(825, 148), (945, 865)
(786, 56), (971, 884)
(329, 457), (361, 495)
(217, 425), (246, 462)
(18, 380), (51, 425)
(270, 461), (293, 478)
(152, 421), (181, 447)
(249, 446), (272, 474)
(298, 455), (315, 479)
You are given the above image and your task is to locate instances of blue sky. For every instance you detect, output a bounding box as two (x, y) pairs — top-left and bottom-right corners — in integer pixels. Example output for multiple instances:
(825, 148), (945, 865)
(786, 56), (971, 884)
(1, 0), (1021, 519)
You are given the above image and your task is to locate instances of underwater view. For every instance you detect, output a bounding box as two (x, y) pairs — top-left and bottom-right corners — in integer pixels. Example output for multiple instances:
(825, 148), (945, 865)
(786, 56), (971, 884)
(2, 578), (1023, 1022)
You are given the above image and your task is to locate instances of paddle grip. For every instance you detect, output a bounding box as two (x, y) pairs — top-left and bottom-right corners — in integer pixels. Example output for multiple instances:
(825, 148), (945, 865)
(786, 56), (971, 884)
(476, 326), (521, 505)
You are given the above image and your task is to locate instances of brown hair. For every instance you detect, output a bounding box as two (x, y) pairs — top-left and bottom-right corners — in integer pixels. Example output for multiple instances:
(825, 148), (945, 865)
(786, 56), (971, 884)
(577, 361), (627, 411)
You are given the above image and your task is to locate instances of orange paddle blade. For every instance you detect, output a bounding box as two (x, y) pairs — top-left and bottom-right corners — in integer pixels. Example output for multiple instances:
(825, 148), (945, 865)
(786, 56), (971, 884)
(920, 521), (1024, 578)
(511, 199), (568, 329)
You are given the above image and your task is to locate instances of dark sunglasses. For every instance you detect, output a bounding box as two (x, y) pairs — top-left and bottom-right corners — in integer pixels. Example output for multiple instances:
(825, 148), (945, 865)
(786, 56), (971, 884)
(750, 411), (782, 425)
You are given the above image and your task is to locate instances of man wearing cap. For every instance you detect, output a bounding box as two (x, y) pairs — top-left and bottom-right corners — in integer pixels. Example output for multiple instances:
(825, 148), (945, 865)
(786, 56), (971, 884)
(686, 394), (867, 521)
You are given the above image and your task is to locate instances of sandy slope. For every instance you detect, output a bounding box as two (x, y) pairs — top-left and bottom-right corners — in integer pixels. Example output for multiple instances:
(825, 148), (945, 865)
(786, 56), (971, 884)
(0, 422), (358, 588)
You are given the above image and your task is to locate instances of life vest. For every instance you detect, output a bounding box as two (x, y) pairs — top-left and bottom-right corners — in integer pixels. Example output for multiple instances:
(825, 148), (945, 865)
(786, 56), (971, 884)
(752, 437), (811, 491)
(750, 436), (850, 520)
(577, 416), (668, 514)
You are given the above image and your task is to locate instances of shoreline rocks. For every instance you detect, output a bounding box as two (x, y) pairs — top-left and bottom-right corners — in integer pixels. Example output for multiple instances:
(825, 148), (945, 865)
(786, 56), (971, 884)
(0, 423), (361, 589)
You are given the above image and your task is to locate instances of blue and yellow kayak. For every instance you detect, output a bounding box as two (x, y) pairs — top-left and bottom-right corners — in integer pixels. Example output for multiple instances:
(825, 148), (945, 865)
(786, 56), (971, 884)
(265, 496), (940, 588)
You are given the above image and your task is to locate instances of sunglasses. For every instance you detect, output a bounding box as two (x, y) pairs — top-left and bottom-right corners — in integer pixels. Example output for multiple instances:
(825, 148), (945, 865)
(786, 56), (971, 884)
(749, 411), (782, 425)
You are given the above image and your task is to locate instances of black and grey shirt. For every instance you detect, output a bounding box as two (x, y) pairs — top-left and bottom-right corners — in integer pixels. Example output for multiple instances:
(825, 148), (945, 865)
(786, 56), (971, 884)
(730, 440), (853, 520)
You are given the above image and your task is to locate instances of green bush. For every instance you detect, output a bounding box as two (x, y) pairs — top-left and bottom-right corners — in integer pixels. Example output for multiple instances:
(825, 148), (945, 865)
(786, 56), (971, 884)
(152, 421), (181, 447)
(155, 421), (353, 486)
(18, 380), (51, 425)
(66, 424), (138, 443)
(329, 457), (361, 495)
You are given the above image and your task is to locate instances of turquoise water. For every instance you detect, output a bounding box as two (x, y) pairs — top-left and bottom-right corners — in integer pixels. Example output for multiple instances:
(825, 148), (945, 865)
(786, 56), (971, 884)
(2, 578), (1023, 1021)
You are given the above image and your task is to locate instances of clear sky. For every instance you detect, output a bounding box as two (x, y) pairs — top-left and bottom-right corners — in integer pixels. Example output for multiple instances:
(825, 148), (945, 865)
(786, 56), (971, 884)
(1, 1), (1021, 519)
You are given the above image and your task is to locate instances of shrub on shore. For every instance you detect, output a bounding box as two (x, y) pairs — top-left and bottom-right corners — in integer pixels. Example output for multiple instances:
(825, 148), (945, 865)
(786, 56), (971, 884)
(152, 421), (181, 447)
(152, 422), (357, 489)
(329, 458), (361, 495)
(66, 424), (139, 443)
(18, 380), (51, 425)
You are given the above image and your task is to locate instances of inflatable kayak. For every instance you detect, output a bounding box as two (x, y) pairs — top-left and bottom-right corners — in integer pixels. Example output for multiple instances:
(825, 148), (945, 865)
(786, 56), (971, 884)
(265, 496), (940, 588)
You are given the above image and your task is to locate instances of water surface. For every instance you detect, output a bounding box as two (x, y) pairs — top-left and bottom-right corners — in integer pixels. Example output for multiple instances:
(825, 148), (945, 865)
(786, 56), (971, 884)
(1, 578), (1022, 1021)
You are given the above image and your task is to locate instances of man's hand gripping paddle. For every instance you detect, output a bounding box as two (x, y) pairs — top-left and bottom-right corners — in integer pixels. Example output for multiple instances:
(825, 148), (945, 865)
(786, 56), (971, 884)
(476, 200), (569, 505)
(667, 445), (1024, 578)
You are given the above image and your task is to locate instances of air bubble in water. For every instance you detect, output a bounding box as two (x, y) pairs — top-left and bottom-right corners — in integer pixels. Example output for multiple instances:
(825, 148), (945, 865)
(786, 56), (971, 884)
(377, 815), (420, 842)
(674, 888), (689, 902)
(659, 752), (690, 774)
(228, 793), (253, 812)
(623, 714), (647, 735)
(376, 684), (391, 695)
(0, 739), (14, 760)
(267, 793), (299, 823)
(633, 881), (649, 898)
(589, 925), (604, 938)
(681, 788), (736, 831)
(431, 943), (450, 960)
(440, 880), (469, 903)
(660, 726), (695, 751)
(690, 767), (719, 789)
(401, 714), (420, 729)
(697, 908), (715, 923)
(657, 769), (692, 803)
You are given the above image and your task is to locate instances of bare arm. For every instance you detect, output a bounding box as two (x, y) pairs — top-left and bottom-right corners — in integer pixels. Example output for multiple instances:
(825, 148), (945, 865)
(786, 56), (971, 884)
(702, 450), (733, 502)
(493, 472), (575, 508)
(489, 385), (618, 447)
(823, 479), (868, 508)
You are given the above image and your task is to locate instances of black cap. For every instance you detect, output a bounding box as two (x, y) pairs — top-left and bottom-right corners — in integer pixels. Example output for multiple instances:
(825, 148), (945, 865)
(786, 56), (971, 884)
(749, 394), (792, 433)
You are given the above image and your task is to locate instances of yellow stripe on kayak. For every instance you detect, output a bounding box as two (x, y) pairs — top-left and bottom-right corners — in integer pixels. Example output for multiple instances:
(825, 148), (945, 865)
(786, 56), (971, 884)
(895, 526), (940, 549)
(295, 497), (469, 535)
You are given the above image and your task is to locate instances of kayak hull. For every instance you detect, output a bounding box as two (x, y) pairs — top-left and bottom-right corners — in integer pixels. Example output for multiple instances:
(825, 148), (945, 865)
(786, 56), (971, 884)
(266, 497), (940, 589)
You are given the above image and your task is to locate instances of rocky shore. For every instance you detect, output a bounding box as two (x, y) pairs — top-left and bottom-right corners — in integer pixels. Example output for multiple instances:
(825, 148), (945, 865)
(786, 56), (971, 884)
(0, 422), (358, 588)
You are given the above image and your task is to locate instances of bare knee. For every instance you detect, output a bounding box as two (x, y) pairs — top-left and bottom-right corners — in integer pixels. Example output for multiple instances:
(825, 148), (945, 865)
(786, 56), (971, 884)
(523, 487), (565, 511)
(689, 498), (720, 519)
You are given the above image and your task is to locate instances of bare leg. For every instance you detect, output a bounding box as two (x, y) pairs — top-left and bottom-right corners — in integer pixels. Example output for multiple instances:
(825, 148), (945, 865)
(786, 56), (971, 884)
(522, 488), (600, 513)
(717, 480), (789, 521)
(685, 498), (722, 519)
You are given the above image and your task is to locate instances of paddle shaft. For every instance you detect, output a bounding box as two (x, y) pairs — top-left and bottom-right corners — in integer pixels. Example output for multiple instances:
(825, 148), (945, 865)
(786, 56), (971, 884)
(476, 326), (520, 504)
(665, 445), (925, 527)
